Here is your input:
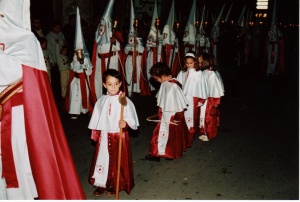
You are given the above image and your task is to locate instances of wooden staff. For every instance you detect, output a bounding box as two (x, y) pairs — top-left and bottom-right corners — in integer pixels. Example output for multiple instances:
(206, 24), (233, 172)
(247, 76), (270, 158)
(130, 19), (139, 97)
(107, 20), (118, 70)
(170, 22), (180, 70)
(155, 18), (160, 63)
(195, 20), (200, 55)
(115, 92), (127, 200)
(146, 114), (179, 125)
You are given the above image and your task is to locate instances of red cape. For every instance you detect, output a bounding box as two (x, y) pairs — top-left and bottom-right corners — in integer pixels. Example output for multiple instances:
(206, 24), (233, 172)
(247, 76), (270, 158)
(22, 65), (86, 199)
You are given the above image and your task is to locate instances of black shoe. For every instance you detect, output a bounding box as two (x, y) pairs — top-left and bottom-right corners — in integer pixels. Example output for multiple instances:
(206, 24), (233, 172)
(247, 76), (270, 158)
(93, 187), (105, 197)
(165, 158), (173, 161)
(145, 154), (160, 162)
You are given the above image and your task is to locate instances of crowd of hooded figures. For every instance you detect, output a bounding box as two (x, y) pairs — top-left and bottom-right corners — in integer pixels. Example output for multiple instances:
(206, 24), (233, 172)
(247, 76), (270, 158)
(36, 0), (284, 198)
(0, 0), (286, 199)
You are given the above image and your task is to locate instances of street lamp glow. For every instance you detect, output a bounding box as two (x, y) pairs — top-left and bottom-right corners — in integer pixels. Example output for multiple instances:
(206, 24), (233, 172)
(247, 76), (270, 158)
(256, 5), (268, 9)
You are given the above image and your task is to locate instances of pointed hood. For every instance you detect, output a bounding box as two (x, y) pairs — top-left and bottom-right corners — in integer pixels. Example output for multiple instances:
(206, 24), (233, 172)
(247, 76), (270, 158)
(0, 0), (46, 70)
(147, 0), (160, 47)
(199, 5), (206, 35)
(214, 4), (225, 27)
(75, 7), (92, 66)
(271, 0), (277, 27)
(210, 4), (225, 40)
(95, 0), (114, 44)
(0, 0), (31, 31)
(268, 0), (278, 40)
(162, 0), (175, 45)
(129, 0), (136, 36)
(127, 0), (142, 47)
(224, 3), (233, 22)
(237, 5), (246, 27)
(182, 0), (196, 45)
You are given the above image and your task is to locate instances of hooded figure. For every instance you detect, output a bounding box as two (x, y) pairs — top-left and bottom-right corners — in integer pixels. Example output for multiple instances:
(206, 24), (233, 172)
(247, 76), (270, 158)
(161, 0), (181, 77)
(90, 0), (124, 98)
(234, 5), (247, 67)
(182, 0), (196, 53)
(65, 7), (94, 119)
(124, 0), (151, 97)
(146, 0), (163, 90)
(266, 0), (284, 75)
(0, 0), (85, 199)
(210, 4), (225, 62)
(197, 5), (210, 54)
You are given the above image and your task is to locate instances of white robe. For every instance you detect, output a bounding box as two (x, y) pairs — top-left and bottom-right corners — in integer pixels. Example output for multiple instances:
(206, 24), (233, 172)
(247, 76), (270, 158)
(177, 68), (208, 130)
(124, 42), (145, 96)
(199, 70), (224, 129)
(69, 57), (92, 115)
(94, 42), (121, 98)
(155, 79), (188, 154)
(88, 91), (139, 186)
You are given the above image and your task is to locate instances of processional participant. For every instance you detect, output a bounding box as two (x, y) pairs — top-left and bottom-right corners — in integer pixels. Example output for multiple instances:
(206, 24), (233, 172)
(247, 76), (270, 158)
(0, 0), (85, 199)
(146, 0), (162, 91)
(91, 0), (125, 98)
(124, 0), (151, 97)
(161, 0), (181, 77)
(65, 7), (94, 119)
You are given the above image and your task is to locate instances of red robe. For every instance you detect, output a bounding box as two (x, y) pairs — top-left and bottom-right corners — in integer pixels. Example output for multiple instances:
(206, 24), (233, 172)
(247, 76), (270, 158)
(148, 108), (188, 159)
(22, 65), (86, 199)
(204, 97), (221, 140)
(89, 130), (134, 194)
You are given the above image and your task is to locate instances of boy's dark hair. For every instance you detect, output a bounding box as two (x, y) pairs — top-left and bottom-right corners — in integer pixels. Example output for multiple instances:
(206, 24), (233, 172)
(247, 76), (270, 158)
(102, 69), (122, 83)
(150, 62), (172, 77)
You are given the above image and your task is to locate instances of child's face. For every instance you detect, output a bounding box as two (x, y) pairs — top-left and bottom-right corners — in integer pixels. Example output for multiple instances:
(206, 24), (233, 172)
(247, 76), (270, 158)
(103, 75), (122, 95)
(185, 58), (196, 69)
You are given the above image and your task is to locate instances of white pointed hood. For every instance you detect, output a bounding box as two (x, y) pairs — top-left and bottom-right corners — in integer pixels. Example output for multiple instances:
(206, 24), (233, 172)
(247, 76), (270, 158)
(127, 0), (143, 47)
(224, 3), (233, 22)
(95, 0), (114, 44)
(75, 7), (92, 66)
(199, 5), (206, 35)
(269, 0), (278, 40)
(147, 0), (160, 47)
(237, 5), (246, 27)
(182, 0), (196, 45)
(0, 0), (46, 71)
(210, 4), (225, 40)
(162, 0), (175, 45)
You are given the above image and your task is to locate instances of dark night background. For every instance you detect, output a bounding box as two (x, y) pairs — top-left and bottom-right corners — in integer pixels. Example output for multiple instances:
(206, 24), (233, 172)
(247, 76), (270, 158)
(28, 0), (299, 199)
(30, 0), (299, 29)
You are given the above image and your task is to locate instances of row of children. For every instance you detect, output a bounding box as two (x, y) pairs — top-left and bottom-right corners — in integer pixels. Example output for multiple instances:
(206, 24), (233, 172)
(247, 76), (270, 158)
(87, 50), (224, 197)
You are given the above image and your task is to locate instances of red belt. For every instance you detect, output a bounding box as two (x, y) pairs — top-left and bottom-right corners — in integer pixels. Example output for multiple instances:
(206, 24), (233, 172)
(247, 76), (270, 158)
(98, 52), (117, 73)
(0, 80), (23, 188)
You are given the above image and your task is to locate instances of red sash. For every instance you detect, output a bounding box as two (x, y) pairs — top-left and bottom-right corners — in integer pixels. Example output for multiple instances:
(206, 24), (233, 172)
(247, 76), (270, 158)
(0, 80), (23, 188)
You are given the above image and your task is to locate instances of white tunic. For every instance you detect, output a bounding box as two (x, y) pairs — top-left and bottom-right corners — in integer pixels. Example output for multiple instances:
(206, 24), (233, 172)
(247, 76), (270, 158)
(156, 79), (188, 154)
(69, 56), (92, 115)
(88, 92), (139, 186)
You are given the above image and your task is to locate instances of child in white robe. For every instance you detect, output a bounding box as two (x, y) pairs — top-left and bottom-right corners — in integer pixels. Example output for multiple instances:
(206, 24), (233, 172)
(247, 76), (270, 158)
(88, 69), (139, 197)
(176, 51), (208, 146)
(145, 62), (189, 162)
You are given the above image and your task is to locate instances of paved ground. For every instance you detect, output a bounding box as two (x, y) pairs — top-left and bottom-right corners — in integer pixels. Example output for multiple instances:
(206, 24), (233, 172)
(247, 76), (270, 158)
(52, 29), (299, 200)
